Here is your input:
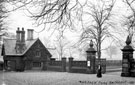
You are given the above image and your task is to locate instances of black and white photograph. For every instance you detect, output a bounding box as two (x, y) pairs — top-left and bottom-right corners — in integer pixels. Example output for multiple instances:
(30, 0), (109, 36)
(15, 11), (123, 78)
(0, 0), (135, 85)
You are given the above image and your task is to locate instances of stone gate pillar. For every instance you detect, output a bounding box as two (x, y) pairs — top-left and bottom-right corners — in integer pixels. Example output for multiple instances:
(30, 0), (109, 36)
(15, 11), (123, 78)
(86, 40), (96, 74)
(68, 57), (73, 72)
(62, 57), (66, 72)
(121, 36), (134, 77)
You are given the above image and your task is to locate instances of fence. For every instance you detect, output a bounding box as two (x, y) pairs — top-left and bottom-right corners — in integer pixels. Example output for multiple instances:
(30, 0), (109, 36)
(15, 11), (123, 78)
(68, 59), (87, 73)
(47, 57), (66, 72)
(49, 60), (62, 66)
(106, 60), (122, 67)
(33, 57), (120, 74)
(68, 57), (106, 74)
(95, 59), (106, 73)
(71, 61), (87, 67)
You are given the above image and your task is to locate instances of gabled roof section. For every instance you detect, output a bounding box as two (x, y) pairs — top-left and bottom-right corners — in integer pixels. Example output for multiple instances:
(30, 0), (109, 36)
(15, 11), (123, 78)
(3, 38), (38, 56)
(3, 39), (17, 55)
(37, 38), (52, 56)
(22, 39), (38, 55)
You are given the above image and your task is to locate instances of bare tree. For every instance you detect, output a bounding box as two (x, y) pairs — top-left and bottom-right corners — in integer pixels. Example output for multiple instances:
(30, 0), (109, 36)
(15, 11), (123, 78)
(80, 0), (116, 64)
(0, 0), (7, 31)
(54, 30), (69, 60)
(7, 0), (87, 32)
(122, 0), (135, 41)
(0, 0), (9, 45)
(105, 45), (118, 59)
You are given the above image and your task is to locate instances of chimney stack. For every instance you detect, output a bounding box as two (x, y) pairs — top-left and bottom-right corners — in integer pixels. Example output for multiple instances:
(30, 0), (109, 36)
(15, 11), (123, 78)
(16, 27), (21, 42)
(21, 27), (25, 42)
(27, 29), (34, 40)
(16, 27), (26, 54)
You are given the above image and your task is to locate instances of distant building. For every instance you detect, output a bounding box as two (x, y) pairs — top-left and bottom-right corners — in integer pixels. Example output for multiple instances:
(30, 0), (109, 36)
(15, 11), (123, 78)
(2, 28), (52, 71)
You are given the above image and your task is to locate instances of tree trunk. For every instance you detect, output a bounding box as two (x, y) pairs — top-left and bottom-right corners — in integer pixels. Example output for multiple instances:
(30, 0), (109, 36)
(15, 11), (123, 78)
(97, 41), (101, 65)
(97, 26), (101, 65)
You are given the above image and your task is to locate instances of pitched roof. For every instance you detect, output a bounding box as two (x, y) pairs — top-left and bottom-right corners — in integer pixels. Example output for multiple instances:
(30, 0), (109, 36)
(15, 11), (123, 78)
(3, 38), (37, 56)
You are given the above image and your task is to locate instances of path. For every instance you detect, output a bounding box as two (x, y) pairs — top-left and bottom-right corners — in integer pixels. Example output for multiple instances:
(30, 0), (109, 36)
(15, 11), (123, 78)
(0, 71), (134, 85)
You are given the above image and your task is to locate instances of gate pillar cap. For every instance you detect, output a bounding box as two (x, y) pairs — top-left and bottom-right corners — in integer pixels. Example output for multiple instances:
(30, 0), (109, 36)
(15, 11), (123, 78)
(121, 35), (134, 51)
(122, 45), (134, 51)
(86, 40), (96, 53)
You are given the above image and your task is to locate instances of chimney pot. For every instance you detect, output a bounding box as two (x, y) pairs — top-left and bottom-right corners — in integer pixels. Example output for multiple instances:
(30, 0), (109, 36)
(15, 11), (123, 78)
(17, 27), (20, 30)
(22, 27), (24, 31)
(27, 29), (34, 40)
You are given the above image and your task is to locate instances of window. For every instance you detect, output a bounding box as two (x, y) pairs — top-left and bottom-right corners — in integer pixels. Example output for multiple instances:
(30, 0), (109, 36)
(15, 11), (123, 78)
(33, 62), (41, 67)
(37, 44), (40, 48)
(36, 50), (41, 57)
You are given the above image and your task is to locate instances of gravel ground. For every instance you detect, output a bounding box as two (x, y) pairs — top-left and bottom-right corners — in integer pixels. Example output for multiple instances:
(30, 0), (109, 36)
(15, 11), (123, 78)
(0, 71), (135, 85)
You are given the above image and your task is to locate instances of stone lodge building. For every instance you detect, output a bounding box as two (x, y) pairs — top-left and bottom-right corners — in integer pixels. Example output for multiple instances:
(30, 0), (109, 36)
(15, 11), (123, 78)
(2, 28), (52, 71)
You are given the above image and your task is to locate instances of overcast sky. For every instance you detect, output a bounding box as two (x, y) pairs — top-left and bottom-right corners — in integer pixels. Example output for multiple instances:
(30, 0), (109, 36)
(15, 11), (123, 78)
(5, 0), (133, 60)
(6, 0), (127, 39)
